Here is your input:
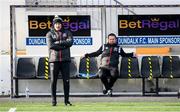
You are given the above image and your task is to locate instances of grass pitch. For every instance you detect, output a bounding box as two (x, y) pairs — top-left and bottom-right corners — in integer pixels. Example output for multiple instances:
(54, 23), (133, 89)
(1, 101), (180, 112)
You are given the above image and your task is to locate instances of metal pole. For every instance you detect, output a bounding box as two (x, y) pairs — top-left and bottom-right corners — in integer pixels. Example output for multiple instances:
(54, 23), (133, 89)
(113, 0), (136, 15)
(9, 5), (180, 8)
(13, 6), (18, 97)
(101, 7), (107, 45)
(10, 6), (13, 98)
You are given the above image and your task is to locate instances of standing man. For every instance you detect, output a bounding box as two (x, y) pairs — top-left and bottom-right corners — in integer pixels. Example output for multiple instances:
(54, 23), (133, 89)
(46, 16), (73, 106)
(84, 33), (135, 96)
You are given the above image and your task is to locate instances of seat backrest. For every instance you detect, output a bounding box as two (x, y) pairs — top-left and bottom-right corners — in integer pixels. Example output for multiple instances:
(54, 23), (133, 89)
(37, 57), (78, 79)
(162, 56), (180, 78)
(141, 56), (160, 78)
(120, 57), (140, 78)
(79, 57), (98, 78)
(37, 57), (50, 79)
(16, 58), (36, 78)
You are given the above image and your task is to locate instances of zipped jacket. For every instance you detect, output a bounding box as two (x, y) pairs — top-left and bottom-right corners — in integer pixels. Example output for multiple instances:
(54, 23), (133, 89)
(46, 28), (73, 63)
(85, 44), (134, 68)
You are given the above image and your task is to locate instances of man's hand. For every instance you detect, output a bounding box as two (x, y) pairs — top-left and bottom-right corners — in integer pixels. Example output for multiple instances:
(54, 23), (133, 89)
(80, 54), (89, 59)
(133, 53), (137, 57)
(54, 41), (60, 44)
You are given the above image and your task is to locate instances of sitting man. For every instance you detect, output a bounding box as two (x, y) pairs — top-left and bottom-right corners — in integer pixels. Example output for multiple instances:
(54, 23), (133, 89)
(84, 33), (135, 96)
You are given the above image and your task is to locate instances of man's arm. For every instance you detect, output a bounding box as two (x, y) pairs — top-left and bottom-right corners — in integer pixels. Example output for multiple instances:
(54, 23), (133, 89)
(46, 32), (66, 51)
(59, 31), (73, 48)
(119, 48), (134, 57)
(85, 46), (103, 57)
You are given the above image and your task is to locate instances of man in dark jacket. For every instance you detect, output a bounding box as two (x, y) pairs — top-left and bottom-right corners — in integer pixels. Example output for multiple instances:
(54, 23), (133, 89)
(46, 16), (73, 106)
(85, 33), (135, 96)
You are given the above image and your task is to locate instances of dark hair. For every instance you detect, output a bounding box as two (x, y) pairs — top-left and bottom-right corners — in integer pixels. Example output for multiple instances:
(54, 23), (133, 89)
(107, 33), (116, 39)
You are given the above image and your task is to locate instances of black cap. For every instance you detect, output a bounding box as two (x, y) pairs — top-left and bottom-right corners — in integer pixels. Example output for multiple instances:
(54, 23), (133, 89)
(53, 16), (63, 24)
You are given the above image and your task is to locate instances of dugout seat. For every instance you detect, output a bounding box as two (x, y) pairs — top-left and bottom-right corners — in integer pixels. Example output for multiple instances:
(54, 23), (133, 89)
(37, 57), (50, 79)
(162, 56), (180, 78)
(16, 58), (36, 78)
(141, 56), (160, 95)
(120, 57), (140, 78)
(78, 57), (99, 78)
(141, 56), (160, 78)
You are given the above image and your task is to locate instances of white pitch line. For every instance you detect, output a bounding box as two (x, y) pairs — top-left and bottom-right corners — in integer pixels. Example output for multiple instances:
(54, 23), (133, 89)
(8, 108), (16, 112)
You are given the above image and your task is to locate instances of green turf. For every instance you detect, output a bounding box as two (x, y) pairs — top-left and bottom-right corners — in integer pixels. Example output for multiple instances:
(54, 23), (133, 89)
(1, 102), (180, 112)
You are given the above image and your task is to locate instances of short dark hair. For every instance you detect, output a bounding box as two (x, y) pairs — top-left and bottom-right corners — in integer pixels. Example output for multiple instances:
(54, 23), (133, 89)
(107, 33), (116, 39)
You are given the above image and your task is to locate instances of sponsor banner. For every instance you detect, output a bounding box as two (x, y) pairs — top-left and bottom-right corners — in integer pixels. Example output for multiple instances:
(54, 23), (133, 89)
(26, 37), (46, 45)
(73, 37), (92, 45)
(28, 15), (91, 36)
(118, 15), (180, 36)
(118, 36), (180, 45)
(26, 37), (92, 45)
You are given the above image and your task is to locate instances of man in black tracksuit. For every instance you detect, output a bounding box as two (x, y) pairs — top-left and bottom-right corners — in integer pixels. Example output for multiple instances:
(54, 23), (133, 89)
(46, 16), (73, 106)
(85, 33), (134, 96)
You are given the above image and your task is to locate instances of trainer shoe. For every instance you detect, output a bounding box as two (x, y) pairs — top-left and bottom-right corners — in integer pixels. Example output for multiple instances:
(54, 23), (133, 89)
(107, 89), (112, 97)
(65, 101), (72, 106)
(52, 101), (57, 106)
(103, 89), (108, 94)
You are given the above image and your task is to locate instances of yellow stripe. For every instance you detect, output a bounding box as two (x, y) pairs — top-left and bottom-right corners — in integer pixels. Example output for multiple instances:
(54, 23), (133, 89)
(150, 69), (152, 73)
(128, 58), (131, 61)
(128, 66), (131, 69)
(45, 62), (48, 65)
(45, 65), (49, 70)
(149, 76), (152, 80)
(45, 76), (48, 80)
(45, 57), (48, 61)
(149, 62), (152, 65)
(169, 56), (172, 59)
(86, 58), (90, 61)
(45, 70), (48, 73)
(45, 73), (48, 76)
(128, 70), (131, 73)
(148, 57), (151, 60)
(86, 65), (89, 68)
(150, 66), (152, 69)
(128, 74), (132, 77)
(86, 57), (90, 79)
(150, 73), (153, 76)
(170, 75), (173, 78)
(44, 57), (49, 79)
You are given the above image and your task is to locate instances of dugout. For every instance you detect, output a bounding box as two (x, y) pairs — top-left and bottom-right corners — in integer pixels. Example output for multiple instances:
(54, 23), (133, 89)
(9, 2), (180, 98)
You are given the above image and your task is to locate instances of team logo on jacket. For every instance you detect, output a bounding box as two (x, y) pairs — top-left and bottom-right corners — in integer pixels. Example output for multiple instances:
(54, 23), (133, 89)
(52, 34), (56, 40)
(105, 47), (109, 49)
(114, 47), (118, 52)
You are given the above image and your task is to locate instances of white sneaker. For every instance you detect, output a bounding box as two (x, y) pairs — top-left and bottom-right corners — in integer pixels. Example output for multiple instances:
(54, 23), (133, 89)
(107, 89), (112, 97)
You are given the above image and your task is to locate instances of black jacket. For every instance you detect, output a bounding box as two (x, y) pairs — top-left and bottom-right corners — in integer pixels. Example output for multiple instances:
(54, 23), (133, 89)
(85, 44), (134, 68)
(46, 28), (73, 63)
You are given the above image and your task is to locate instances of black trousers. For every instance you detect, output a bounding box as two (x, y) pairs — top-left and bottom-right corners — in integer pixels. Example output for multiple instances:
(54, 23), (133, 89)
(99, 68), (119, 90)
(50, 61), (70, 103)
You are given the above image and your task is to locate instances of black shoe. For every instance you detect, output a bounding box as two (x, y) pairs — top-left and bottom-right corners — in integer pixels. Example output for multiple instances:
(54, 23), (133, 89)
(52, 102), (57, 106)
(107, 89), (112, 97)
(65, 101), (72, 106)
(103, 89), (107, 94)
